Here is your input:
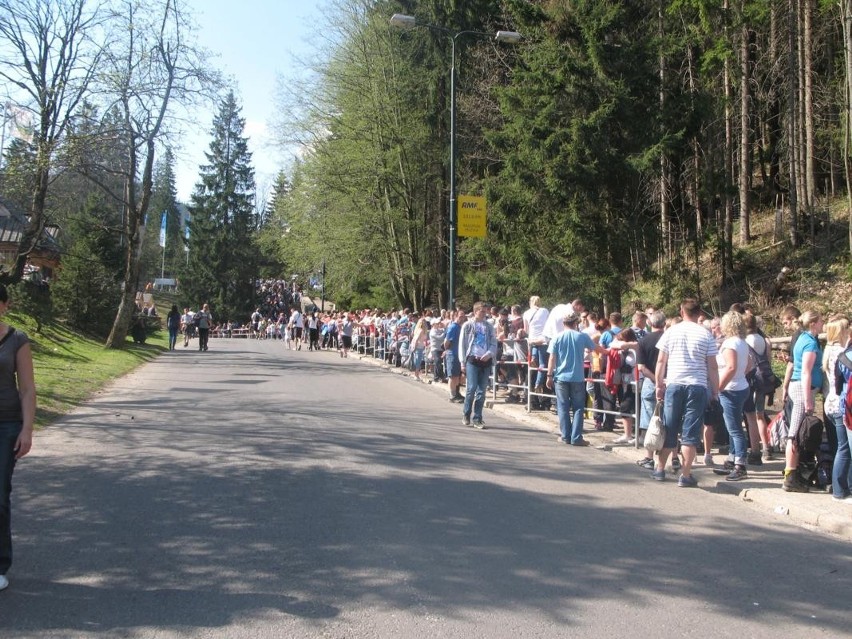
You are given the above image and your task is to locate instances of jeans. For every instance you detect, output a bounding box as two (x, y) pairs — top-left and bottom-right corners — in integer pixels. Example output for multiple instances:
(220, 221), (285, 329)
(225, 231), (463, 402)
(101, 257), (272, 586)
(719, 387), (750, 464)
(198, 327), (210, 350)
(168, 326), (178, 350)
(639, 378), (657, 431)
(531, 344), (548, 389)
(555, 381), (588, 443)
(662, 384), (708, 449)
(412, 347), (424, 373)
(829, 413), (852, 498)
(463, 360), (491, 422)
(0, 421), (22, 575)
(430, 349), (444, 381)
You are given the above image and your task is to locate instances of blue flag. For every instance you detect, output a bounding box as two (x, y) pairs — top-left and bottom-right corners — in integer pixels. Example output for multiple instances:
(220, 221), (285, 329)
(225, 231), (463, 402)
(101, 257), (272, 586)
(159, 211), (167, 248)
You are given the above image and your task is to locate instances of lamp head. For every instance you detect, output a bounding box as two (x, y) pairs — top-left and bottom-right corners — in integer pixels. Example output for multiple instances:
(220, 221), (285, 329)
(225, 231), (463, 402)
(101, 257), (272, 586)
(390, 13), (417, 29)
(495, 30), (522, 43)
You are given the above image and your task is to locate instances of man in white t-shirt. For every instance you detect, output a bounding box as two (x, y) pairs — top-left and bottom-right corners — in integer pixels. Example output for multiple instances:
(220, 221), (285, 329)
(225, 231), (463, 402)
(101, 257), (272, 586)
(523, 296), (550, 409)
(289, 308), (304, 350)
(654, 298), (719, 487)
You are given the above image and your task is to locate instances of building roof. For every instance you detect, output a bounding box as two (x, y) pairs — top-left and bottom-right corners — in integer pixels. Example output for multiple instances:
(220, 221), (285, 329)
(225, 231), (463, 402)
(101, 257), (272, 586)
(0, 196), (61, 266)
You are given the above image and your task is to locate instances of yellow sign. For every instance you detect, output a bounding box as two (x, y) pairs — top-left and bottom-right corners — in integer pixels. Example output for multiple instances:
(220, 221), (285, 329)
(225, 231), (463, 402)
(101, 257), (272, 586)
(457, 195), (487, 238)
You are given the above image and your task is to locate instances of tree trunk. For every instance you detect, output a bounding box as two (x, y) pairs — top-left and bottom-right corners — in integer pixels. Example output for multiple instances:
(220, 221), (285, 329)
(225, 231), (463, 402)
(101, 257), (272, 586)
(739, 4), (752, 245)
(723, 0), (734, 274)
(659, 2), (672, 260)
(843, 0), (852, 256)
(788, 0), (800, 247)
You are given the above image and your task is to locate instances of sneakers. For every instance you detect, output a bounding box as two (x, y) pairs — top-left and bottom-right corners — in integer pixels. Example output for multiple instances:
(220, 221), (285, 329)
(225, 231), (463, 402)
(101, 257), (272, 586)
(0, 574), (7, 591)
(703, 454), (714, 468)
(671, 456), (681, 472)
(783, 471), (810, 493)
(725, 465), (748, 481)
(650, 469), (666, 481)
(613, 434), (631, 444)
(571, 439), (590, 447)
(747, 452), (763, 466)
(721, 459), (735, 472)
(558, 436), (569, 444)
(462, 415), (471, 426)
(677, 474), (699, 488)
(762, 449), (775, 462)
(636, 457), (655, 470)
(472, 419), (486, 430)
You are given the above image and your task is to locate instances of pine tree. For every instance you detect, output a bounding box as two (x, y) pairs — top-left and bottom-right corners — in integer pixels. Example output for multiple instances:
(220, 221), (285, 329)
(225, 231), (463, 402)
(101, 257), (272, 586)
(182, 91), (257, 322)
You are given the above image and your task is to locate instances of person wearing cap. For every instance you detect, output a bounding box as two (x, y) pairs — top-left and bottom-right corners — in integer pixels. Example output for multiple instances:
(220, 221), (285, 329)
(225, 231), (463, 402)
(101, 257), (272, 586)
(546, 310), (606, 446)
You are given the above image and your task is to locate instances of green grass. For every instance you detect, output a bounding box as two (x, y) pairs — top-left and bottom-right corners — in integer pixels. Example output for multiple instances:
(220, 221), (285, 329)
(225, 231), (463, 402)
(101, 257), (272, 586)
(7, 311), (167, 428)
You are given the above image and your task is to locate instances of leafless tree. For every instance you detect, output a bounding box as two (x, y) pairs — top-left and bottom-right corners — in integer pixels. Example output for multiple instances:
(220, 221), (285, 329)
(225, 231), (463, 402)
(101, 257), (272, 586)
(97, 0), (219, 347)
(0, 0), (105, 283)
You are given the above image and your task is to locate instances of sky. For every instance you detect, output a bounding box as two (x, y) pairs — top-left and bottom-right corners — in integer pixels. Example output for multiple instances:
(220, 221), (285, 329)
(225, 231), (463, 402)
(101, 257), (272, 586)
(176, 0), (326, 205)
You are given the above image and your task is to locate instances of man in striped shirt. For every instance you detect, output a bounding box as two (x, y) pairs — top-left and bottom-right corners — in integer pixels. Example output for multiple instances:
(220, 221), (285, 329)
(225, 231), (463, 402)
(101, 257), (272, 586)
(654, 299), (720, 487)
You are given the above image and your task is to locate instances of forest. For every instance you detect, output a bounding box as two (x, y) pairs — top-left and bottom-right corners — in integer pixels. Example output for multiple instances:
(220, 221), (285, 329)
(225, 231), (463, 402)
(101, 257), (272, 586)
(2, 0), (852, 347)
(267, 0), (852, 315)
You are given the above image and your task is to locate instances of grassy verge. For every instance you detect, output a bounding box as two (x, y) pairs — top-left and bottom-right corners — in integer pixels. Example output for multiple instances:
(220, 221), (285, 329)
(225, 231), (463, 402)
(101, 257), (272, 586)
(7, 312), (167, 428)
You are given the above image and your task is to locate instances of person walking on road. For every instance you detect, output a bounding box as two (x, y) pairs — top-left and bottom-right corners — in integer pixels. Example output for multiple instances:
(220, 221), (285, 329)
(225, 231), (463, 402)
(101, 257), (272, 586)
(545, 310), (606, 446)
(459, 303), (497, 429)
(654, 298), (719, 487)
(195, 304), (213, 352)
(166, 304), (181, 350)
(0, 284), (36, 592)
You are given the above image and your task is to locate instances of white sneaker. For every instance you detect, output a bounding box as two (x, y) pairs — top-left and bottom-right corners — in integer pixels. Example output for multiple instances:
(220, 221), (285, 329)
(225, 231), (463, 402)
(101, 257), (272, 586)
(613, 434), (630, 444)
(0, 574), (8, 591)
(627, 437), (636, 445)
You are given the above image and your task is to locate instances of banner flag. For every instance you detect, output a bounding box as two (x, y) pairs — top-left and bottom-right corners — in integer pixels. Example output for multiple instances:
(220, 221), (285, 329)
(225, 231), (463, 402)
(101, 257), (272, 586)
(159, 211), (167, 248)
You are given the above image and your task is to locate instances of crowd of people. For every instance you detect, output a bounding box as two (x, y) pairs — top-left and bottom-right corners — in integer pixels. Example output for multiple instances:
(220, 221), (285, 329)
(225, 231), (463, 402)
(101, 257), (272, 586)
(180, 277), (850, 503)
(239, 293), (851, 502)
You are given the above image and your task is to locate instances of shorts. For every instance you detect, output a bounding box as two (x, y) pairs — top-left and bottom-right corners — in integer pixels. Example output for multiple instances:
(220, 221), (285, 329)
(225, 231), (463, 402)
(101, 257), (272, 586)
(445, 350), (461, 378)
(663, 383), (708, 449)
(743, 389), (767, 414)
(342, 335), (352, 349)
(293, 327), (303, 339)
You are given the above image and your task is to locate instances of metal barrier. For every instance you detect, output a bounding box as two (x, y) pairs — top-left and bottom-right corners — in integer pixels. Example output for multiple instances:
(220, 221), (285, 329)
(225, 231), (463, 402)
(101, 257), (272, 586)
(509, 345), (643, 449)
(489, 337), (530, 403)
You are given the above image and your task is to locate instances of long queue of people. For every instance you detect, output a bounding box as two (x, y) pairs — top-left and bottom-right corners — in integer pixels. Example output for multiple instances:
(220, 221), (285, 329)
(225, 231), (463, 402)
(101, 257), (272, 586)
(242, 291), (851, 502)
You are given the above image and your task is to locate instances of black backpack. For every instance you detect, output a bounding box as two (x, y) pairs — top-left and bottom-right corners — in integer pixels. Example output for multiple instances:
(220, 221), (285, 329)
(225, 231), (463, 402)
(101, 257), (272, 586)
(747, 337), (782, 395)
(796, 413), (824, 458)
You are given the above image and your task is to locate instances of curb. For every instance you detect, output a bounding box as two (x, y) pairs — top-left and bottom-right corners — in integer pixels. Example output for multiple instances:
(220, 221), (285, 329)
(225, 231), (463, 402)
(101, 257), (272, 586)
(353, 351), (852, 542)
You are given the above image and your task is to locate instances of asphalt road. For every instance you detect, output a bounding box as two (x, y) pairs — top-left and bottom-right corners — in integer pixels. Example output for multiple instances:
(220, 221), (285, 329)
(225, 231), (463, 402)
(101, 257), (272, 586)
(0, 338), (848, 638)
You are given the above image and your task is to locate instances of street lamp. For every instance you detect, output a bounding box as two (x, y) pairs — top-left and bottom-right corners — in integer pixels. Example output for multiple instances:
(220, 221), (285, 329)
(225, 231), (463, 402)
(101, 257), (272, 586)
(390, 14), (521, 310)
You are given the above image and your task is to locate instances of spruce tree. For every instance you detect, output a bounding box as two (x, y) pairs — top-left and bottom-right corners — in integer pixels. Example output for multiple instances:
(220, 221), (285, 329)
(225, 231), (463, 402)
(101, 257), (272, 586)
(182, 91), (257, 323)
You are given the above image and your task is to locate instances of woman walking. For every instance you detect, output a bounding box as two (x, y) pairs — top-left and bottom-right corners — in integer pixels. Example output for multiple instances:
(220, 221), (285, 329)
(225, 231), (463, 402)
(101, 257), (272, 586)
(166, 304), (181, 351)
(0, 284), (36, 591)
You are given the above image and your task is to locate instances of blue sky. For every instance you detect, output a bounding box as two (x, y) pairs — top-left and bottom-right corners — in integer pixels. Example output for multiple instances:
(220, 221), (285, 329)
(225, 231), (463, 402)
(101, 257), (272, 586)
(176, 0), (325, 204)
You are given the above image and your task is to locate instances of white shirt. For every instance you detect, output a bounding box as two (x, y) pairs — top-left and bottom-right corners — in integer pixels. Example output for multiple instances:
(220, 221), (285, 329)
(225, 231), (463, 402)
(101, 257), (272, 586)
(523, 306), (550, 344)
(717, 336), (749, 391)
(657, 320), (718, 386)
(543, 303), (574, 340)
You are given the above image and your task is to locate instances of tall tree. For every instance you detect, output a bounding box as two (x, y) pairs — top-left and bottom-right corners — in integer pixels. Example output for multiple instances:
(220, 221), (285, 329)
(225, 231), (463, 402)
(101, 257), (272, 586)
(0, 0), (104, 283)
(97, 0), (218, 347)
(183, 90), (257, 322)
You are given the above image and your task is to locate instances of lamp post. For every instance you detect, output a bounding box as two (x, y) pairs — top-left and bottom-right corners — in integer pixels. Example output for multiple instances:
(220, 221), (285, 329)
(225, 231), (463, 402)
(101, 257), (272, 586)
(390, 14), (520, 310)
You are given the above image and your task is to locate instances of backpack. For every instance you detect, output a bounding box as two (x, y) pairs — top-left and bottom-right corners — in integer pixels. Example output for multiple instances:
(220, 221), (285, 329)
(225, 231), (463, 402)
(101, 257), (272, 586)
(835, 349), (852, 431)
(795, 413), (824, 459)
(768, 410), (789, 452)
(746, 337), (781, 395)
